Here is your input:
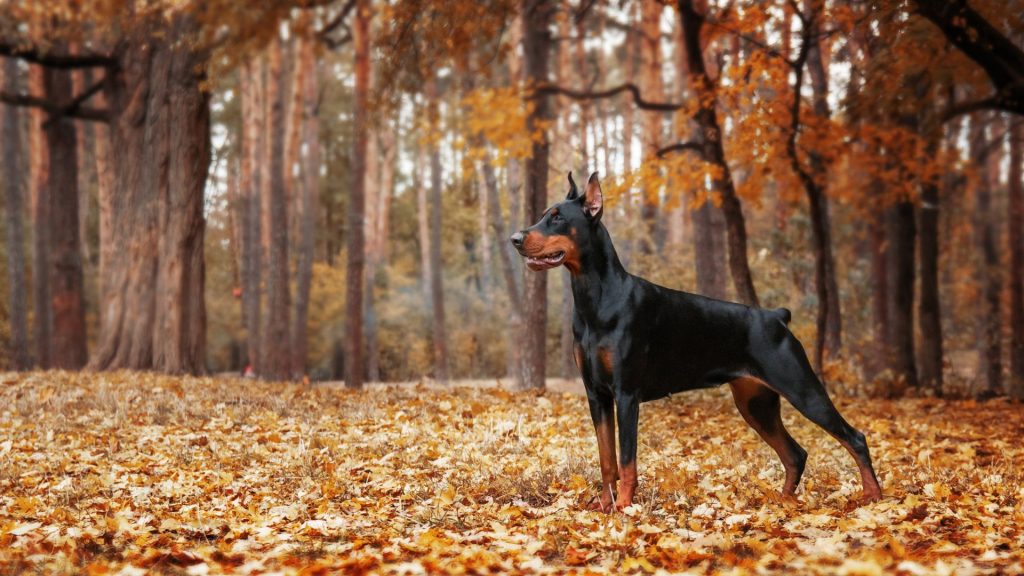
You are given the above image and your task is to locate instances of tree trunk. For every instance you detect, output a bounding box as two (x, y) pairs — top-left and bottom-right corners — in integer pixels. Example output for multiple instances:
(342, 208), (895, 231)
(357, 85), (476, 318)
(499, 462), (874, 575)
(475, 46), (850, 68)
(869, 180), (890, 377)
(801, 13), (842, 369)
(2, 59), (30, 369)
(89, 14), (208, 374)
(639, 0), (664, 253)
(43, 59), (88, 369)
(971, 115), (1002, 396)
(292, 34), (319, 378)
(29, 66), (52, 368)
(259, 35), (292, 380)
(1009, 120), (1024, 400)
(239, 58), (263, 375)
(886, 200), (918, 394)
(677, 0), (758, 306)
(345, 0), (370, 389)
(426, 77), (450, 383)
(416, 142), (432, 306)
(521, 0), (553, 389)
(917, 143), (943, 394)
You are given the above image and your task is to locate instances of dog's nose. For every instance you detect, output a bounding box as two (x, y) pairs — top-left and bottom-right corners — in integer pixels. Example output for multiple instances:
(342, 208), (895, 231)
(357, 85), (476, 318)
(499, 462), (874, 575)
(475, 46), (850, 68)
(510, 231), (525, 248)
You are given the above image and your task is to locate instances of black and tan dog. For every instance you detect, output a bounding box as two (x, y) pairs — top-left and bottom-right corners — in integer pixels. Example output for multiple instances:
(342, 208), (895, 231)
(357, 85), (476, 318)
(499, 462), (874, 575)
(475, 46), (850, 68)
(511, 172), (882, 511)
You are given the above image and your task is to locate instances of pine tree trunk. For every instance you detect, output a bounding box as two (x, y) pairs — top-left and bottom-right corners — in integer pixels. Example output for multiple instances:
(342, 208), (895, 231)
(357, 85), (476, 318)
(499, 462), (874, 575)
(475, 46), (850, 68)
(29, 66), (52, 368)
(1009, 120), (1024, 400)
(678, 0), (758, 306)
(258, 35), (292, 380)
(89, 14), (208, 374)
(292, 34), (319, 378)
(43, 60), (88, 369)
(345, 0), (370, 389)
(2, 59), (30, 369)
(239, 58), (263, 374)
(972, 115), (1002, 396)
(521, 0), (553, 389)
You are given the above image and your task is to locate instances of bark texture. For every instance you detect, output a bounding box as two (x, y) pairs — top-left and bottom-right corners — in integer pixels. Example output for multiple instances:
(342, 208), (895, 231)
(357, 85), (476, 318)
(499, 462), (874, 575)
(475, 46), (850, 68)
(521, 0), (554, 389)
(90, 14), (209, 374)
(29, 66), (52, 368)
(1009, 121), (1024, 400)
(292, 36), (319, 378)
(2, 59), (30, 369)
(345, 0), (370, 389)
(677, 0), (758, 306)
(43, 60), (88, 369)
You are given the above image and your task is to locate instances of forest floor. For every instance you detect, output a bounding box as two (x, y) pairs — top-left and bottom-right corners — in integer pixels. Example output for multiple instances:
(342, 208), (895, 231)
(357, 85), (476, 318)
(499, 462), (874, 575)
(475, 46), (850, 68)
(1, 372), (1022, 575)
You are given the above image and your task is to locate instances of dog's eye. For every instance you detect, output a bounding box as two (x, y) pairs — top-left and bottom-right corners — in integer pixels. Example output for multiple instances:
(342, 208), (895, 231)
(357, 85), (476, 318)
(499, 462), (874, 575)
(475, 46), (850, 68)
(550, 213), (563, 224)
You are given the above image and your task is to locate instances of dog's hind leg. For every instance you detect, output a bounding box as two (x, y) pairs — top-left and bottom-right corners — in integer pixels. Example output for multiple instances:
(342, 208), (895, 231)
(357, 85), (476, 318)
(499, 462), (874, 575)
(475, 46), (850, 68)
(761, 336), (883, 502)
(729, 377), (808, 497)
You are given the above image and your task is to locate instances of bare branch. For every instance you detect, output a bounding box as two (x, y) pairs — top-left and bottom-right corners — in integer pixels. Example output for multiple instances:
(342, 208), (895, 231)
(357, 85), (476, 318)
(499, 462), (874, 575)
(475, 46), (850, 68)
(656, 141), (704, 158)
(0, 43), (115, 69)
(0, 91), (109, 122)
(318, 0), (358, 38)
(531, 82), (685, 112)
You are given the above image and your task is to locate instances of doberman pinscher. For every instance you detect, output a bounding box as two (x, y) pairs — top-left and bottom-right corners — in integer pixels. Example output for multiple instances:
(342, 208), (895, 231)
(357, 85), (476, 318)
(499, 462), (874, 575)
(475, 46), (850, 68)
(510, 172), (882, 512)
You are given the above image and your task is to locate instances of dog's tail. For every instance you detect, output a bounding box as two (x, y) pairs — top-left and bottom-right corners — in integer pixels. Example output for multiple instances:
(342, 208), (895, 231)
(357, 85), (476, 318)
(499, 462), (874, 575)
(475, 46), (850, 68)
(770, 307), (792, 325)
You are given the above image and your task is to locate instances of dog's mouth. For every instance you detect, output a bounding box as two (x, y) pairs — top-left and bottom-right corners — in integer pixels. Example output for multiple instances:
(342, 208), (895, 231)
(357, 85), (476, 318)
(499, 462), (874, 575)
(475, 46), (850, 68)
(525, 251), (565, 270)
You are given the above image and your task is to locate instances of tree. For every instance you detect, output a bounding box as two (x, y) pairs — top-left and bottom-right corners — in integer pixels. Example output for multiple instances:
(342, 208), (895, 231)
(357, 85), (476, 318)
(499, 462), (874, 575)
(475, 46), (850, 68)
(676, 0), (759, 306)
(1, 59), (30, 369)
(43, 56), (88, 369)
(260, 33), (292, 380)
(521, 0), (555, 389)
(346, 0), (370, 389)
(292, 29), (320, 378)
(1009, 120), (1024, 399)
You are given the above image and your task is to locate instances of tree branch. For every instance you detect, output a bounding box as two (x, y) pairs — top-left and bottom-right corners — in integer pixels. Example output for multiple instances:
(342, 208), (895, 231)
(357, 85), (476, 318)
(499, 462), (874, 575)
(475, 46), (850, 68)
(0, 43), (115, 69)
(656, 141), (704, 158)
(0, 91), (109, 122)
(531, 82), (685, 111)
(914, 0), (1024, 116)
(318, 0), (358, 47)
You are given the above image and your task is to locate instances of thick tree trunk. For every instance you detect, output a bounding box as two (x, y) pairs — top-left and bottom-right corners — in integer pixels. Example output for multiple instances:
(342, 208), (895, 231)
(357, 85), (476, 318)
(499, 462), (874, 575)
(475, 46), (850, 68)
(29, 66), (52, 368)
(292, 36), (319, 378)
(43, 61), (88, 369)
(886, 200), (918, 394)
(521, 0), (553, 389)
(239, 58), (263, 374)
(971, 116), (1002, 396)
(260, 35), (292, 380)
(678, 0), (758, 306)
(345, 0), (370, 389)
(2, 59), (30, 369)
(1009, 120), (1024, 400)
(89, 15), (208, 374)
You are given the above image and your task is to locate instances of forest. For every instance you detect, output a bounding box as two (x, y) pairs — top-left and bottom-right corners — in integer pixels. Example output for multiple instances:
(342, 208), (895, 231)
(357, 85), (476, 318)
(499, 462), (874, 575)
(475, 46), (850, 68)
(1, 0), (1023, 573)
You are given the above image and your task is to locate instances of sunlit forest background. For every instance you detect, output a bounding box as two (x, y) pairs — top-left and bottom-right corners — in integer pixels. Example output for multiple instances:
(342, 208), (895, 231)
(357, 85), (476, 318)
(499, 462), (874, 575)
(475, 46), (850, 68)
(1, 0), (1023, 399)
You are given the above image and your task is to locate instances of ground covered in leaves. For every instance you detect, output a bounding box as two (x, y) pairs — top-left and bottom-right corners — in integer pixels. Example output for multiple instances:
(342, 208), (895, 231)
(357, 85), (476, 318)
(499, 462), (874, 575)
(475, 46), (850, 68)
(1, 372), (1022, 575)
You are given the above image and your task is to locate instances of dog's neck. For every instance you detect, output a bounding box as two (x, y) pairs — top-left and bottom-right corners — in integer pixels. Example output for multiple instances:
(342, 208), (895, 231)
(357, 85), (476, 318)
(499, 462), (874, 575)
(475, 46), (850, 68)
(569, 223), (631, 316)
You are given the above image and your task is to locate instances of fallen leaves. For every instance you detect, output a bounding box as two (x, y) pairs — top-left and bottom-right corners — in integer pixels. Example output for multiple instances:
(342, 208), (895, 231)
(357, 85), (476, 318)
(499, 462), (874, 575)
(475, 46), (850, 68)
(0, 371), (1022, 574)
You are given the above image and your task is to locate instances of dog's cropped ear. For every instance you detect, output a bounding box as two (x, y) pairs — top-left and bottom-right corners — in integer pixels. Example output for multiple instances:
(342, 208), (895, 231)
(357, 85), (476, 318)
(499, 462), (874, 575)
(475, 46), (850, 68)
(584, 171), (603, 220)
(566, 172), (579, 200)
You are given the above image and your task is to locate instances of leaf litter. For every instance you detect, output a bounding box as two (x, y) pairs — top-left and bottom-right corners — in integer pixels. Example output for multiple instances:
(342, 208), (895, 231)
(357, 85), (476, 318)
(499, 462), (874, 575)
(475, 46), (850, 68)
(0, 371), (1022, 574)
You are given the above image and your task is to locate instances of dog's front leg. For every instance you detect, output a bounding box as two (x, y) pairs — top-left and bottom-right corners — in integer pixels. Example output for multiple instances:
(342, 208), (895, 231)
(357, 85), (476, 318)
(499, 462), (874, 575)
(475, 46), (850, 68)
(615, 393), (640, 510)
(586, 392), (617, 512)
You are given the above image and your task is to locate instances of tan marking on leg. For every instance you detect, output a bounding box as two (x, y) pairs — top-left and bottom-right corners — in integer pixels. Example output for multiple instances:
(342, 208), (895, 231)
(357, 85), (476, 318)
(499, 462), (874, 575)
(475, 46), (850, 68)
(729, 376), (806, 498)
(615, 460), (637, 510)
(589, 418), (618, 512)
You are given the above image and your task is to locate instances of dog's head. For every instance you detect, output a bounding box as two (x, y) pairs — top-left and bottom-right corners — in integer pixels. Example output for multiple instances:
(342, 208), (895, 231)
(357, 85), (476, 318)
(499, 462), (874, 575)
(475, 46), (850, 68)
(510, 171), (604, 274)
